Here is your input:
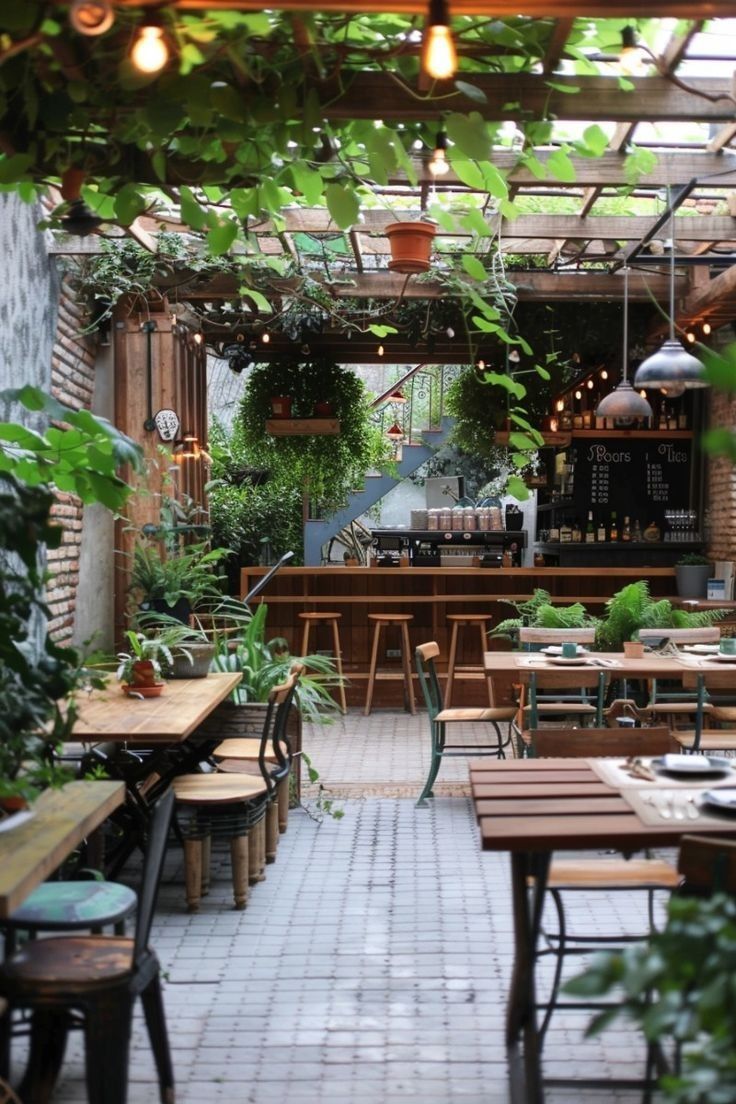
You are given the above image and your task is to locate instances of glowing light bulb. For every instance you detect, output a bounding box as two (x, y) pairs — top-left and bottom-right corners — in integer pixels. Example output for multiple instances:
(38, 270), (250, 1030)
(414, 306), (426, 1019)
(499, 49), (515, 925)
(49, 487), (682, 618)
(686, 330), (696, 344)
(377, 344), (385, 357)
(555, 399), (565, 413)
(477, 358), (486, 371)
(130, 24), (169, 75)
(428, 145), (450, 177)
(586, 378), (594, 389)
(261, 332), (270, 344)
(619, 26), (647, 77)
(421, 0), (457, 81)
(600, 369), (609, 380)
(193, 332), (203, 345)
(69, 0), (114, 36)
(703, 321), (712, 336)
(574, 390), (582, 401)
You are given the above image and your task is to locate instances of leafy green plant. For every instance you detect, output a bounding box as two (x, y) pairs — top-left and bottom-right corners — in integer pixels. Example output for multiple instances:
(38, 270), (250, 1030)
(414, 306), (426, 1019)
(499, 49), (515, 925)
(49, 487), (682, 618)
(0, 387), (141, 805)
(238, 356), (390, 511)
(126, 539), (229, 615)
(492, 588), (595, 641)
(596, 580), (727, 651)
(565, 893), (736, 1103)
(676, 553), (712, 566)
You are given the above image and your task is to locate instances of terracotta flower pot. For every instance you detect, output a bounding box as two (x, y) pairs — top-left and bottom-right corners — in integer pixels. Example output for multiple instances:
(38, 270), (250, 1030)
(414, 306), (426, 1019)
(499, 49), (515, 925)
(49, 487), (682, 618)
(385, 221), (437, 274)
(270, 396), (293, 418)
(130, 660), (159, 688)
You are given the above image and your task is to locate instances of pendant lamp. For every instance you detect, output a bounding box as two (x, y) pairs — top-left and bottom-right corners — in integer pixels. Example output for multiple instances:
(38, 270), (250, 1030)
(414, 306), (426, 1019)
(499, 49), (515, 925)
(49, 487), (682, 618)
(633, 190), (707, 392)
(595, 267), (653, 423)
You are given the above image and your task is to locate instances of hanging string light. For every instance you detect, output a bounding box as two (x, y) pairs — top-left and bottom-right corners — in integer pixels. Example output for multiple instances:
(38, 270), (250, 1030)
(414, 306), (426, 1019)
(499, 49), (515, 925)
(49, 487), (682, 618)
(428, 130), (450, 177)
(69, 0), (114, 36)
(130, 18), (170, 75)
(420, 0), (457, 81)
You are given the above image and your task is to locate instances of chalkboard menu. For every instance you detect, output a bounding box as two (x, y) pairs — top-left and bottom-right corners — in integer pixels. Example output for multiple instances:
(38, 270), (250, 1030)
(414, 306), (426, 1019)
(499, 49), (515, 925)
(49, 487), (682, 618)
(570, 438), (692, 528)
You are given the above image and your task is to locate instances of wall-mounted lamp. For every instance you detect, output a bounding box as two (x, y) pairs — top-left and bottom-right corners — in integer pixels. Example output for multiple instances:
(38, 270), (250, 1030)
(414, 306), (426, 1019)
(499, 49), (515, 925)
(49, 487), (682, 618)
(173, 433), (211, 463)
(69, 0), (114, 35)
(130, 17), (170, 75)
(420, 0), (457, 81)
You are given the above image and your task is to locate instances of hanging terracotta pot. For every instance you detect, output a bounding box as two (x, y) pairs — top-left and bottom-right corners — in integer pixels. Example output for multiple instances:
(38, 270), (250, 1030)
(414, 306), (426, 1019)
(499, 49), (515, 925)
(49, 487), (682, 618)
(271, 395), (293, 418)
(385, 221), (437, 274)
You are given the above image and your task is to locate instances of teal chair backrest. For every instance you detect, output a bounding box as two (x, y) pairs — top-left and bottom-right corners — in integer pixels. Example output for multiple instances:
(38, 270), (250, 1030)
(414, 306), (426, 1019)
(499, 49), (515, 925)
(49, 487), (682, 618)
(415, 642), (444, 721)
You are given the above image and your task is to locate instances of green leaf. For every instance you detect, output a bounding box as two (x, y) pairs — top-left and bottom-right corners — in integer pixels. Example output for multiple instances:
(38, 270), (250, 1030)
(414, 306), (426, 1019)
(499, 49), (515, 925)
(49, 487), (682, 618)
(240, 289), (272, 313)
(509, 431), (538, 451)
(450, 159), (485, 191)
(324, 183), (359, 229)
(462, 254), (487, 282)
(113, 184), (146, 226)
(459, 207), (492, 237)
(535, 364), (551, 380)
(446, 112), (491, 161)
(179, 186), (207, 230)
(207, 219), (239, 255)
(521, 153), (547, 181)
(506, 474), (530, 501)
(209, 82), (246, 122)
(480, 161), (508, 200)
(454, 80), (488, 104)
(472, 316), (499, 333)
(0, 154), (32, 184)
(582, 124), (609, 156)
(290, 162), (323, 205)
(368, 324), (398, 337)
(485, 373), (526, 400)
(499, 198), (521, 221)
(511, 452), (528, 468)
(545, 80), (580, 94)
(546, 149), (576, 183)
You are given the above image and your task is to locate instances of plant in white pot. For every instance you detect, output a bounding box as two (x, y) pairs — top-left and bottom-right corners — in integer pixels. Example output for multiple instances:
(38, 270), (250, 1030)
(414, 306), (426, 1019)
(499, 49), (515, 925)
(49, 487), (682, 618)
(675, 553), (713, 600)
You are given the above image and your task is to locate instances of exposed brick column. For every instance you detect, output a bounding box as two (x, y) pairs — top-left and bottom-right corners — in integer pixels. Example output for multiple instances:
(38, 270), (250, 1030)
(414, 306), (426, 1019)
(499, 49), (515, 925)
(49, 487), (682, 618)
(47, 275), (97, 643)
(706, 388), (736, 561)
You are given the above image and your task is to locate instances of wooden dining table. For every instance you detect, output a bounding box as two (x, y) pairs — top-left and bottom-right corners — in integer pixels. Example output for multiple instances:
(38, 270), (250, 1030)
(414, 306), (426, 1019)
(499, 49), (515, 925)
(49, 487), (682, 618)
(0, 781), (124, 918)
(469, 756), (736, 1104)
(65, 672), (242, 874)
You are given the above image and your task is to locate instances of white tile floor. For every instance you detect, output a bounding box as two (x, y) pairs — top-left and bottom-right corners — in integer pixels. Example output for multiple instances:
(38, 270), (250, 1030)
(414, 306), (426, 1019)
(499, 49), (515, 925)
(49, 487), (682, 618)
(17, 710), (665, 1103)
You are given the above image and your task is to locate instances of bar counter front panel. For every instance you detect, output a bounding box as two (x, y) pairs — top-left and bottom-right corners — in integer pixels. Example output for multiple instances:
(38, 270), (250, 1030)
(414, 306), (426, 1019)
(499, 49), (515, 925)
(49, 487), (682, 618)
(239, 566), (676, 708)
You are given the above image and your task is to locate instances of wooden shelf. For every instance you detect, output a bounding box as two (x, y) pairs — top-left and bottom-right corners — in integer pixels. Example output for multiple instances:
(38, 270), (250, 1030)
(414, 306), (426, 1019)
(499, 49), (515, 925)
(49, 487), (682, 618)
(570, 429), (693, 439)
(266, 418), (340, 436)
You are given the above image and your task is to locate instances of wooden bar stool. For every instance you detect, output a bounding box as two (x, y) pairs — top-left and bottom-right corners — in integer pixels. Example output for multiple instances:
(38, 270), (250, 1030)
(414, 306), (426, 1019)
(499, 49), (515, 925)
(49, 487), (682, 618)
(298, 612), (347, 714)
(364, 613), (416, 716)
(445, 613), (495, 707)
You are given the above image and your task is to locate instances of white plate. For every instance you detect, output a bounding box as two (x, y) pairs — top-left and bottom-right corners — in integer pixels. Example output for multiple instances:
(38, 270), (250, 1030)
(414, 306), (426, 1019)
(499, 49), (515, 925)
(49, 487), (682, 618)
(701, 788), (736, 813)
(541, 646), (590, 657)
(652, 754), (733, 776)
(547, 655), (592, 666)
(682, 644), (720, 655)
(712, 653), (736, 662)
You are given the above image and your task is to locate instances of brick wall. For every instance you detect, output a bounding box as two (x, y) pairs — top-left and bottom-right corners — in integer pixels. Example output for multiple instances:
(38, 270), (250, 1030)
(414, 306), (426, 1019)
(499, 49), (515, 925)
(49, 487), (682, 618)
(47, 276), (97, 642)
(706, 388), (736, 562)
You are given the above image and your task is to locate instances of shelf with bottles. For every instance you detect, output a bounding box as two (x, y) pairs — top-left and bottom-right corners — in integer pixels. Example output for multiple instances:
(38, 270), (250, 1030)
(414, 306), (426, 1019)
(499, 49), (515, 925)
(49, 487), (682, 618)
(537, 542), (705, 552)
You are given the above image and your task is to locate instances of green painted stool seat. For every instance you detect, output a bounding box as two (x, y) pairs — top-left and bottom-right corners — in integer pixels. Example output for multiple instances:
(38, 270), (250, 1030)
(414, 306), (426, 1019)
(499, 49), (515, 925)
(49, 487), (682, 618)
(3, 882), (137, 953)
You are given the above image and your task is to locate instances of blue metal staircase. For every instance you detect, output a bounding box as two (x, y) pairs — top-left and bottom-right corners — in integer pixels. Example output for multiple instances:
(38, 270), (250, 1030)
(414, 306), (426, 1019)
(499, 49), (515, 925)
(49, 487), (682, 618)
(303, 417), (453, 565)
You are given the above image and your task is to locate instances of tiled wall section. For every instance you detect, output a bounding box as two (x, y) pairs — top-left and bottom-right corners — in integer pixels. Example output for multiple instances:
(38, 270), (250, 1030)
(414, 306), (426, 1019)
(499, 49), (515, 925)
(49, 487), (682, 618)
(47, 278), (96, 643)
(707, 388), (736, 561)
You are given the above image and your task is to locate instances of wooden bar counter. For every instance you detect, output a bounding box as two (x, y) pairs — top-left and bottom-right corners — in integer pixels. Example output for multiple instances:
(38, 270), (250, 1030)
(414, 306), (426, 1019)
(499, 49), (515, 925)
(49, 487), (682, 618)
(240, 565), (676, 708)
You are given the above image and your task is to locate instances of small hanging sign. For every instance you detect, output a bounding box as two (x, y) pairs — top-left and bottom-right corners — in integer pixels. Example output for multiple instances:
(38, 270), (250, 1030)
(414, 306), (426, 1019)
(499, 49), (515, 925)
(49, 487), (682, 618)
(153, 408), (180, 442)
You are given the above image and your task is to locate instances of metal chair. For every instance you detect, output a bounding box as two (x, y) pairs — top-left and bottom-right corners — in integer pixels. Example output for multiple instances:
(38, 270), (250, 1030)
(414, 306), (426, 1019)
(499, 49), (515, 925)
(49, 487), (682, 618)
(414, 642), (515, 807)
(520, 667), (608, 755)
(0, 788), (175, 1104)
(640, 627), (721, 728)
(671, 669), (736, 753)
(518, 627), (601, 733)
(527, 727), (680, 1045)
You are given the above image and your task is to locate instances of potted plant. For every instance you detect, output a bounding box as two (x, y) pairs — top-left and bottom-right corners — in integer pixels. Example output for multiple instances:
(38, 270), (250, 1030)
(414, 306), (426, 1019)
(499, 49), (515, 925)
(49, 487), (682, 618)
(127, 539), (230, 624)
(675, 553), (714, 599)
(385, 220), (437, 274)
(116, 623), (197, 694)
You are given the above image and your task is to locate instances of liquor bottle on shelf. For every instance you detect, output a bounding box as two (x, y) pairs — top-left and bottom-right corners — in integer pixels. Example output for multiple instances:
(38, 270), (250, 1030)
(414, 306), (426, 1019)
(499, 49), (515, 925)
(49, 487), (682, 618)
(677, 405), (688, 430)
(609, 511), (619, 541)
(559, 518), (573, 543)
(658, 401), (668, 431)
(572, 518), (582, 542)
(549, 520), (560, 542)
(631, 518), (642, 542)
(622, 516), (631, 542)
(667, 404), (678, 431)
(559, 400), (572, 431)
(596, 515), (607, 542)
(585, 511), (595, 543)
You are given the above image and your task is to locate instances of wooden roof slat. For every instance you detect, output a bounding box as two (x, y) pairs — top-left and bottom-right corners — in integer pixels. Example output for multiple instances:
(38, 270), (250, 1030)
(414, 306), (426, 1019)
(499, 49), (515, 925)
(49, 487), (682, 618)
(541, 18), (574, 76)
(322, 74), (736, 124)
(109, 1), (736, 16)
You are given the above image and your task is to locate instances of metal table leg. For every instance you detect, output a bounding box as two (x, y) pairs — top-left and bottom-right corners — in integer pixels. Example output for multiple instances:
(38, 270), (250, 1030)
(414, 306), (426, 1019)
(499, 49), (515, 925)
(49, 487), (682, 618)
(506, 850), (550, 1104)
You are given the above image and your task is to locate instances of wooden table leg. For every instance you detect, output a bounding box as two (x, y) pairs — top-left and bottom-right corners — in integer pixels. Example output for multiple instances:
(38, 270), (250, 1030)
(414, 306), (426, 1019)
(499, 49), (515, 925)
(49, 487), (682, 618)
(506, 851), (550, 1104)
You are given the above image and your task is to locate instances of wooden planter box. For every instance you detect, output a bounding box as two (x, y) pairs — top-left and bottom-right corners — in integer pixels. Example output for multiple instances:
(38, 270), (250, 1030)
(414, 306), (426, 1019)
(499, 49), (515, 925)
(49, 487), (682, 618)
(265, 418), (341, 436)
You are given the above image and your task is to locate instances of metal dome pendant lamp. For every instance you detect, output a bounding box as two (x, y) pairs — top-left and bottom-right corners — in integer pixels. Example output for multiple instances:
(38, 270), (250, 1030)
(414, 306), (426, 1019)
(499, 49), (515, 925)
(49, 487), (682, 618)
(633, 191), (708, 394)
(595, 266), (653, 425)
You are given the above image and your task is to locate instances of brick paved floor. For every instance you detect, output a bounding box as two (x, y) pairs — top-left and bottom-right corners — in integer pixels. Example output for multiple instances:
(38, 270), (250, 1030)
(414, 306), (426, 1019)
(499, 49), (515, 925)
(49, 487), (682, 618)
(23, 710), (663, 1103)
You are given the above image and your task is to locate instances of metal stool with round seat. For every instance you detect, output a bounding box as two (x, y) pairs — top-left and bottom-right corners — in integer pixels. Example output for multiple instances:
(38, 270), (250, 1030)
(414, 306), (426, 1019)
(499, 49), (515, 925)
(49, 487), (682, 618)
(445, 613), (496, 706)
(297, 612), (347, 714)
(0, 878), (137, 956)
(364, 613), (416, 716)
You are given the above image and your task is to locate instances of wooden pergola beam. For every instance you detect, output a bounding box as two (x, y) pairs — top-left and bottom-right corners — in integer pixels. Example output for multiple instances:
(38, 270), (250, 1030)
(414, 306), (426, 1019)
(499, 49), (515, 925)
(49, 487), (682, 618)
(159, 269), (684, 302)
(679, 262), (736, 325)
(141, 211), (736, 241)
(108, 1), (736, 16)
(321, 74), (736, 124)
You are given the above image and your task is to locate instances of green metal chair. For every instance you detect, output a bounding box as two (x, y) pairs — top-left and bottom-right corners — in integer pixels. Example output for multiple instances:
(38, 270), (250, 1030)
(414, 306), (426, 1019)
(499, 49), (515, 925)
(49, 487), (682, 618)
(414, 642), (515, 807)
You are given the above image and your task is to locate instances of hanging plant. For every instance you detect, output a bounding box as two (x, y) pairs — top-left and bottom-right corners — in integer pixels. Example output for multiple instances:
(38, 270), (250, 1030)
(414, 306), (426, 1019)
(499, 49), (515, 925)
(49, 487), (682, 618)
(238, 358), (390, 510)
